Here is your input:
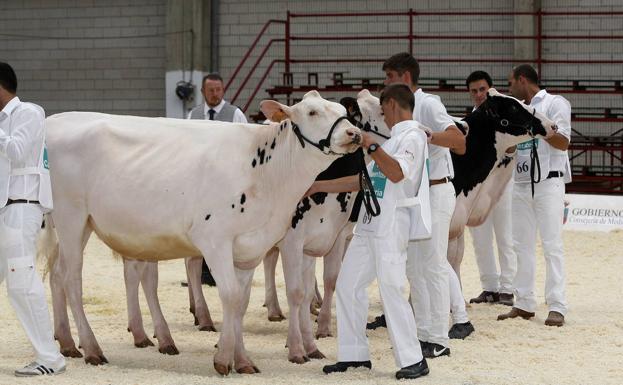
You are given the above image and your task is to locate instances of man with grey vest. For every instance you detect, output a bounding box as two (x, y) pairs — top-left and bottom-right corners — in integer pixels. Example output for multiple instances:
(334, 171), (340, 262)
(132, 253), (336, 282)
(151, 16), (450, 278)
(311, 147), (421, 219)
(187, 73), (247, 123)
(187, 73), (247, 285)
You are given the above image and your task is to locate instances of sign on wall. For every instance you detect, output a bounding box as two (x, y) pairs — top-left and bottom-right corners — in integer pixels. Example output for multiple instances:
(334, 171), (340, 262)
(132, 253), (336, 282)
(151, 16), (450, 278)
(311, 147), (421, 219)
(564, 194), (623, 232)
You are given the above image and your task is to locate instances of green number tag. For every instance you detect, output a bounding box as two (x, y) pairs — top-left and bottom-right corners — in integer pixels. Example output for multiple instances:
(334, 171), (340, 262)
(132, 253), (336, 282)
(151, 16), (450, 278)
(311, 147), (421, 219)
(370, 163), (387, 199)
(43, 147), (49, 170)
(517, 138), (538, 151)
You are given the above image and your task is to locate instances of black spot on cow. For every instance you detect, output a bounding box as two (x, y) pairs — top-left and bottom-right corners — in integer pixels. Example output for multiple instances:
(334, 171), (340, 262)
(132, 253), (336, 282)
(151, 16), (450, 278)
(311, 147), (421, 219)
(497, 155), (513, 168)
(336, 192), (350, 212)
(231, 204), (235, 209)
(320, 218), (324, 223)
(291, 198), (312, 229)
(309, 192), (327, 205)
(267, 155), (271, 162)
(280, 123), (285, 132)
(240, 208), (244, 213)
(252, 159), (257, 168)
(205, 214), (211, 221)
(270, 138), (276, 149)
(257, 148), (266, 165)
(240, 193), (246, 205)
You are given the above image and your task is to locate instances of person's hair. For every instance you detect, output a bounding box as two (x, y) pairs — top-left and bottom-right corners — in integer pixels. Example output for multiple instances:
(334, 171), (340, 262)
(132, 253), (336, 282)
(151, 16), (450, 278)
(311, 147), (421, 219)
(380, 83), (415, 111)
(202, 72), (224, 87)
(465, 70), (493, 88)
(511, 64), (539, 84)
(0, 62), (17, 93)
(382, 52), (420, 85)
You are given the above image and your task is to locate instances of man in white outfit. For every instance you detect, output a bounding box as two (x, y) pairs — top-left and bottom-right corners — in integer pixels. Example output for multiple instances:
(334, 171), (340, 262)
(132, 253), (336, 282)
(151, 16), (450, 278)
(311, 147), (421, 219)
(382, 53), (467, 357)
(316, 84), (430, 380)
(498, 64), (571, 327)
(465, 71), (517, 307)
(0, 62), (66, 376)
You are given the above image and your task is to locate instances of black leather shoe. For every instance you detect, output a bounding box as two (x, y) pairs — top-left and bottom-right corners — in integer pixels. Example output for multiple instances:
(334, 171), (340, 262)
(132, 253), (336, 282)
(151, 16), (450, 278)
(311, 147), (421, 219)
(422, 342), (450, 358)
(469, 290), (499, 303)
(366, 314), (386, 330)
(498, 293), (514, 306)
(448, 321), (475, 339)
(322, 361), (371, 374)
(396, 359), (429, 379)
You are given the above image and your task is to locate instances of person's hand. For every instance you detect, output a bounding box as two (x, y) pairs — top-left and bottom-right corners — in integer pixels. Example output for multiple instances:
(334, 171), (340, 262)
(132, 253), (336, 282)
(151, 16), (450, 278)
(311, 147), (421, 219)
(360, 132), (377, 150)
(303, 183), (317, 198)
(421, 125), (433, 144)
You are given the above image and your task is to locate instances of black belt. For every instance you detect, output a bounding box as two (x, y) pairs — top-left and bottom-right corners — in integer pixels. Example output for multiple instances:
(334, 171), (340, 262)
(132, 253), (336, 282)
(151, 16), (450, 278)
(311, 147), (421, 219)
(6, 199), (40, 206)
(430, 176), (451, 186)
(546, 171), (563, 179)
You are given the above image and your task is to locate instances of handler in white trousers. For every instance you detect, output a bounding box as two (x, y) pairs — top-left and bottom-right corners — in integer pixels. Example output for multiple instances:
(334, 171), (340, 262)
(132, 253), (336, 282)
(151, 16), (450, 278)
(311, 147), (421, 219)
(498, 64), (570, 327)
(383, 53), (467, 356)
(465, 70), (517, 306)
(0, 62), (66, 376)
(317, 84), (430, 380)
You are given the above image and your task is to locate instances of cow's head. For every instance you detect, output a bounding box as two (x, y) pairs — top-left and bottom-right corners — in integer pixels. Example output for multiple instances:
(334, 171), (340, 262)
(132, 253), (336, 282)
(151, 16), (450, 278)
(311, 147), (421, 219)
(260, 91), (361, 155)
(355, 89), (391, 141)
(475, 88), (556, 150)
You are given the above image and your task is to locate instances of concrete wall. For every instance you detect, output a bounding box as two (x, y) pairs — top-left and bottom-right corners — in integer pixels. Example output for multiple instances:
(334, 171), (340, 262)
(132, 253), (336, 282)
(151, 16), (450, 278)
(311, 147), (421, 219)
(0, 0), (167, 116)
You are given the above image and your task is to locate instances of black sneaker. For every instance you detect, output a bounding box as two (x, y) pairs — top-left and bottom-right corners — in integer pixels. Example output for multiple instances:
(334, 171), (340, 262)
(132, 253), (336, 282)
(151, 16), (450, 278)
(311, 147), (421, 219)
(422, 342), (450, 359)
(322, 361), (372, 374)
(366, 314), (386, 330)
(469, 291), (499, 304)
(448, 321), (475, 339)
(395, 359), (429, 380)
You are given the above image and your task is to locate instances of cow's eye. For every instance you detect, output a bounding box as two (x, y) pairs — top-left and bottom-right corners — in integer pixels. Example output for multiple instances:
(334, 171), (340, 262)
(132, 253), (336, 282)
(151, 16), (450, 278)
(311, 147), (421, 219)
(309, 110), (317, 116)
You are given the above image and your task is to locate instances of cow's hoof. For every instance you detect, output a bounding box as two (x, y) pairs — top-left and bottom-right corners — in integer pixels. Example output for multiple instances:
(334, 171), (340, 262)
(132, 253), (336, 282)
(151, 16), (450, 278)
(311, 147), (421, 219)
(159, 345), (179, 355)
(289, 355), (310, 364)
(315, 332), (332, 339)
(134, 338), (155, 348)
(194, 316), (199, 326)
(236, 365), (260, 374)
(307, 349), (325, 359)
(310, 307), (319, 316)
(61, 347), (83, 358)
(268, 314), (286, 322)
(214, 362), (231, 376)
(199, 325), (217, 332)
(85, 354), (108, 365)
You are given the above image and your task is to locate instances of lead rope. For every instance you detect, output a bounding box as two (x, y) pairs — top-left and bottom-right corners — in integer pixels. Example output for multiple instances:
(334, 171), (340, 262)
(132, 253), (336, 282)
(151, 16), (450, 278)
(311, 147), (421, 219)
(358, 151), (381, 218)
(528, 109), (541, 198)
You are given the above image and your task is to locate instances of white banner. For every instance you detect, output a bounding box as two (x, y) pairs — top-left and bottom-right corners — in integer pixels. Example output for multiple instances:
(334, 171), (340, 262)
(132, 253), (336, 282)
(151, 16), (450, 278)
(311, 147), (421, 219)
(564, 193), (623, 232)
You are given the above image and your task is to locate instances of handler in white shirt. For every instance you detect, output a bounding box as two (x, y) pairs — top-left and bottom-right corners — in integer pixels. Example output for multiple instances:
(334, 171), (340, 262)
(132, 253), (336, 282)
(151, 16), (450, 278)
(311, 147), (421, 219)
(0, 62), (66, 377)
(313, 84), (430, 380)
(498, 64), (571, 327)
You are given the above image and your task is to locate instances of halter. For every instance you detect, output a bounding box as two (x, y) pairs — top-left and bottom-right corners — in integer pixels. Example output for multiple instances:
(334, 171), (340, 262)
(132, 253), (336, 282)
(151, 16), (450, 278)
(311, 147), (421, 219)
(291, 115), (352, 155)
(358, 120), (391, 140)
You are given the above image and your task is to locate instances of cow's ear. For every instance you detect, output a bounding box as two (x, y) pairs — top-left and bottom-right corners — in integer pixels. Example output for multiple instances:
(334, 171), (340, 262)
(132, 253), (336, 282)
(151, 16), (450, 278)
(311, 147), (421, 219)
(260, 100), (291, 122)
(302, 90), (321, 99)
(357, 89), (372, 99)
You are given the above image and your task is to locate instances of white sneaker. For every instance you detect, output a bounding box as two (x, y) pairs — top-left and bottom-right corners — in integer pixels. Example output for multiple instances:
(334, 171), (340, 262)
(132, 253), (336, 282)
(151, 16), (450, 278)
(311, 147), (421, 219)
(14, 361), (66, 377)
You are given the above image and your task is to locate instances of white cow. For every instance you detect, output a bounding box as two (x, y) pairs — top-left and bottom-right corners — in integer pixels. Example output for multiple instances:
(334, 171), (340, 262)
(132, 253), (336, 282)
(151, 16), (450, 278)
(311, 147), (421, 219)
(41, 90), (361, 375)
(259, 90), (391, 363)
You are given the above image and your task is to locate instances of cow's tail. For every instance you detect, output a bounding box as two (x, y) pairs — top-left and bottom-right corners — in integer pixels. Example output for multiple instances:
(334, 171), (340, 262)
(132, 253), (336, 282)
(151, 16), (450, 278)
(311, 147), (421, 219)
(37, 214), (60, 280)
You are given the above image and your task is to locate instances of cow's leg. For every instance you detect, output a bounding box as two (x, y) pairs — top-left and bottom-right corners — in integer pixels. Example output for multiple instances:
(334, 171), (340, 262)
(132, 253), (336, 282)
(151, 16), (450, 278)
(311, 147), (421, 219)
(279, 235), (308, 364)
(447, 231), (465, 283)
(233, 266), (260, 373)
(309, 278), (321, 316)
(138, 260), (179, 355)
(123, 258), (154, 348)
(49, 248), (82, 358)
(191, 238), (241, 376)
(55, 218), (107, 365)
(263, 247), (285, 321)
(184, 257), (197, 324)
(316, 227), (349, 339)
(186, 256), (216, 331)
(299, 255), (324, 359)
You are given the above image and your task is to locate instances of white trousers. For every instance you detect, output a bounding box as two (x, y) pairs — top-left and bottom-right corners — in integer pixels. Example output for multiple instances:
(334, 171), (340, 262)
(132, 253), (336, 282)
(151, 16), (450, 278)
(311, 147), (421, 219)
(469, 181), (516, 294)
(407, 182), (454, 347)
(448, 263), (469, 324)
(337, 210), (422, 368)
(0, 204), (64, 367)
(512, 178), (567, 315)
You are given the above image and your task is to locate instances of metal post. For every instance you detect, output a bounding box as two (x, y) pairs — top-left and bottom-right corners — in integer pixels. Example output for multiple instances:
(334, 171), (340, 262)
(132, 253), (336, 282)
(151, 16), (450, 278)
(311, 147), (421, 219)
(409, 8), (413, 54)
(537, 8), (542, 76)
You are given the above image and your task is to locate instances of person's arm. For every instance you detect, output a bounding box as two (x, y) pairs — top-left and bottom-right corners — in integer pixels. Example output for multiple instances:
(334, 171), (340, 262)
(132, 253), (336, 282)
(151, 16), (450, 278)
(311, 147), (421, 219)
(361, 132), (405, 183)
(233, 108), (248, 123)
(0, 109), (41, 164)
(305, 175), (359, 196)
(429, 125), (466, 154)
(543, 96), (571, 151)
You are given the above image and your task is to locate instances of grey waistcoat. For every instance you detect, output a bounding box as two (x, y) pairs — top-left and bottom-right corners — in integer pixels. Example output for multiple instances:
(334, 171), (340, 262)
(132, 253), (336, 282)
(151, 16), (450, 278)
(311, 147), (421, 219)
(189, 101), (237, 122)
